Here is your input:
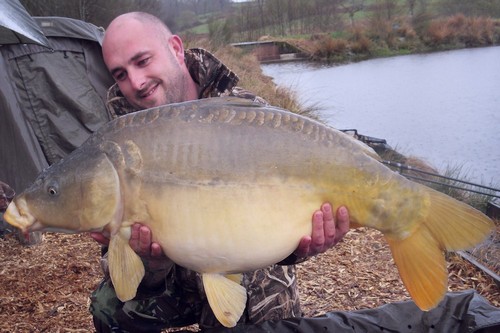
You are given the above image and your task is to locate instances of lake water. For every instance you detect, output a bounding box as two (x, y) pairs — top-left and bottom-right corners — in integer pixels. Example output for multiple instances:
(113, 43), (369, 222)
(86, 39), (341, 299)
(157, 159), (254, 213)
(261, 46), (500, 186)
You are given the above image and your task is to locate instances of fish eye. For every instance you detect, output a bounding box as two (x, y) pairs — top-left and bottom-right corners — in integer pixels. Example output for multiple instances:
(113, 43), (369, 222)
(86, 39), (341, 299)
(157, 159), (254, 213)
(47, 185), (59, 197)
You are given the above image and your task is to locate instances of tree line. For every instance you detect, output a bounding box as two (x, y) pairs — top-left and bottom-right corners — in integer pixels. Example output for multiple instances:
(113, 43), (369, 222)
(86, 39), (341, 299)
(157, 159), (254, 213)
(19, 0), (500, 41)
(19, 0), (234, 31)
(231, 0), (500, 41)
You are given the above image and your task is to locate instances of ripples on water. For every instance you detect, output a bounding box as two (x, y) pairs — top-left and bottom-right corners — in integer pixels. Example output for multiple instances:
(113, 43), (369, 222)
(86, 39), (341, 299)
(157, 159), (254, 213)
(261, 47), (500, 186)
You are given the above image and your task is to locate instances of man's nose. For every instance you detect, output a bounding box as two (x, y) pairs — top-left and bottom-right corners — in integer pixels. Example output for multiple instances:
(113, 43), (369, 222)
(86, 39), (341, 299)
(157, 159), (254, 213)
(128, 69), (146, 90)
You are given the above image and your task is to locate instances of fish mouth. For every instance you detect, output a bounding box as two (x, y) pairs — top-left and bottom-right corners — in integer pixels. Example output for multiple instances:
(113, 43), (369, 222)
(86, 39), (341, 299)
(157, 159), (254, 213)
(3, 197), (36, 232)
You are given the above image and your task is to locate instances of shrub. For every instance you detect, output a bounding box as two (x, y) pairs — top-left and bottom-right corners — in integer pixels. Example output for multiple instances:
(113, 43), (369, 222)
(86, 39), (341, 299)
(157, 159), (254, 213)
(396, 20), (418, 40)
(368, 16), (392, 41)
(350, 35), (373, 54)
(424, 19), (454, 46)
(447, 14), (467, 32)
(422, 15), (497, 48)
(312, 36), (348, 59)
(460, 16), (495, 47)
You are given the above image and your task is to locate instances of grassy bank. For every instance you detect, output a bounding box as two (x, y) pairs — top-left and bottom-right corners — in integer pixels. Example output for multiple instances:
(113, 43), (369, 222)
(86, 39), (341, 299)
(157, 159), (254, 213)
(184, 38), (320, 119)
(285, 14), (500, 63)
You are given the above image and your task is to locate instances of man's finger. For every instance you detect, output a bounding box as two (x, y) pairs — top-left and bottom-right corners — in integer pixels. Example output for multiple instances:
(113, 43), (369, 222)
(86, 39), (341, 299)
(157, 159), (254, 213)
(294, 236), (312, 258)
(321, 203), (336, 248)
(311, 210), (325, 253)
(150, 242), (164, 258)
(335, 206), (350, 244)
(138, 225), (152, 256)
(129, 223), (141, 252)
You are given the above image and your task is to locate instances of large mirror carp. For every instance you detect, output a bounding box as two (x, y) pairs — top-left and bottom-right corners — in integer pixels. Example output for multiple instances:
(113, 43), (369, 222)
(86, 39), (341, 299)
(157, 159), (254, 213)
(5, 97), (494, 327)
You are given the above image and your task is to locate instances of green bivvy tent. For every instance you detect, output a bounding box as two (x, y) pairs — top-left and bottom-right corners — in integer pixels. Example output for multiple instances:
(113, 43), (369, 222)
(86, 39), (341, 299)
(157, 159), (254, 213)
(1, 2), (500, 332)
(0, 9), (113, 192)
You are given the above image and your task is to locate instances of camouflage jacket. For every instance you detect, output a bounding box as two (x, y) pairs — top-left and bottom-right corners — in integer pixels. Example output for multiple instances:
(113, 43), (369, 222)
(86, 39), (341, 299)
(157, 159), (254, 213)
(99, 48), (302, 328)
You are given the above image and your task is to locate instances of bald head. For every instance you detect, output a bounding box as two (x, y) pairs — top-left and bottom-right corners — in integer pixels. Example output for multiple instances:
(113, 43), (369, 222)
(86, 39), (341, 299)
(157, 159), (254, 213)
(104, 12), (172, 46)
(119, 11), (169, 28)
(102, 12), (199, 109)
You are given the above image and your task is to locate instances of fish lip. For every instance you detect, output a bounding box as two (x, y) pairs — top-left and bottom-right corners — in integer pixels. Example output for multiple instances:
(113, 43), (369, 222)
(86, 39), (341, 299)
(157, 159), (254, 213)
(3, 198), (36, 232)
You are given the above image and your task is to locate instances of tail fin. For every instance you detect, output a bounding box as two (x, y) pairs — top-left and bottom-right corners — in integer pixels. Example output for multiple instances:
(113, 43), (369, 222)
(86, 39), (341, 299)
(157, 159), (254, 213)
(386, 188), (494, 311)
(421, 189), (494, 250)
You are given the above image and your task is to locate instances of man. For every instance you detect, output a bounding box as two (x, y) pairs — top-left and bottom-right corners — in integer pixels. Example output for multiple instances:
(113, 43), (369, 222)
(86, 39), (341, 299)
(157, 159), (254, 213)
(90, 12), (350, 332)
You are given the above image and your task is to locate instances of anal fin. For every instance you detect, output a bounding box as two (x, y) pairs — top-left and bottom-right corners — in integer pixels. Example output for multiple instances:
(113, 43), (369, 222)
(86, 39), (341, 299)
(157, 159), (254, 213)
(202, 273), (247, 328)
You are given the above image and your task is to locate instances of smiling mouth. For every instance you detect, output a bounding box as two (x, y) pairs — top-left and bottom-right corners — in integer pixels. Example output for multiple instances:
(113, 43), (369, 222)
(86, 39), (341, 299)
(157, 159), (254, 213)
(139, 83), (158, 99)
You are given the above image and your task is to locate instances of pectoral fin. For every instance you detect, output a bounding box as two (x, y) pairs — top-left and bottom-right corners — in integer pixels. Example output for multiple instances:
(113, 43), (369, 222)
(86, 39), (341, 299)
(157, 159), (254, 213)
(108, 228), (145, 302)
(202, 273), (247, 328)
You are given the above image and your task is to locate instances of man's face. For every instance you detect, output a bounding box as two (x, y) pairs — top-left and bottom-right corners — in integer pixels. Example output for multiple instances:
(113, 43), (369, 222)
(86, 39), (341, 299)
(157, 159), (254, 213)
(102, 19), (190, 110)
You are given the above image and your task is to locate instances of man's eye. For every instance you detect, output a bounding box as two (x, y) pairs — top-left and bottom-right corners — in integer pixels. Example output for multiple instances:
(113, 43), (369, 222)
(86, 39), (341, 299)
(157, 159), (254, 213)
(114, 72), (126, 81)
(138, 57), (150, 66)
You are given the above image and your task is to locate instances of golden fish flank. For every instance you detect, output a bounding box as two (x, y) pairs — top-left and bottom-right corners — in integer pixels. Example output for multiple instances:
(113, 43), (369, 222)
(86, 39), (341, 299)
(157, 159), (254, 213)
(4, 97), (494, 328)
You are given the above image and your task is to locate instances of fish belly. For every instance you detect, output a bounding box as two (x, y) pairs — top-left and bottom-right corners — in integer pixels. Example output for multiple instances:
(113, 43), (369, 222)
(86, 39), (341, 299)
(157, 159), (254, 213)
(141, 180), (320, 273)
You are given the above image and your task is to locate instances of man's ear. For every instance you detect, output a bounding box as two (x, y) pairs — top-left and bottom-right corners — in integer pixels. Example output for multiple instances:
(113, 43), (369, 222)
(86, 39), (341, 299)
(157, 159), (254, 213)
(169, 35), (185, 64)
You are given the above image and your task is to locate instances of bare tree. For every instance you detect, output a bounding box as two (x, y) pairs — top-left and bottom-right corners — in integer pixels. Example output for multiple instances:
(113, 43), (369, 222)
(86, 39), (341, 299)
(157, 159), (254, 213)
(436, 0), (500, 17)
(340, 0), (365, 28)
(256, 0), (266, 34)
(407, 0), (417, 16)
(266, 0), (288, 36)
(377, 0), (399, 20)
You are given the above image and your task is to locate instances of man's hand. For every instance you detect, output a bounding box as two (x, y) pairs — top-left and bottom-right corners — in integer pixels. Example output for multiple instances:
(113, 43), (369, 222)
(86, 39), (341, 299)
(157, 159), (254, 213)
(90, 222), (165, 259)
(90, 224), (163, 257)
(90, 224), (166, 270)
(128, 223), (164, 258)
(294, 203), (350, 259)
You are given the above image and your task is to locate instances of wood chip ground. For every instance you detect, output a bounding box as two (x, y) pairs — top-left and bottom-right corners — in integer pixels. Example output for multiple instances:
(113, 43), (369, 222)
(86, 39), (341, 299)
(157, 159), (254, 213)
(0, 225), (498, 332)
